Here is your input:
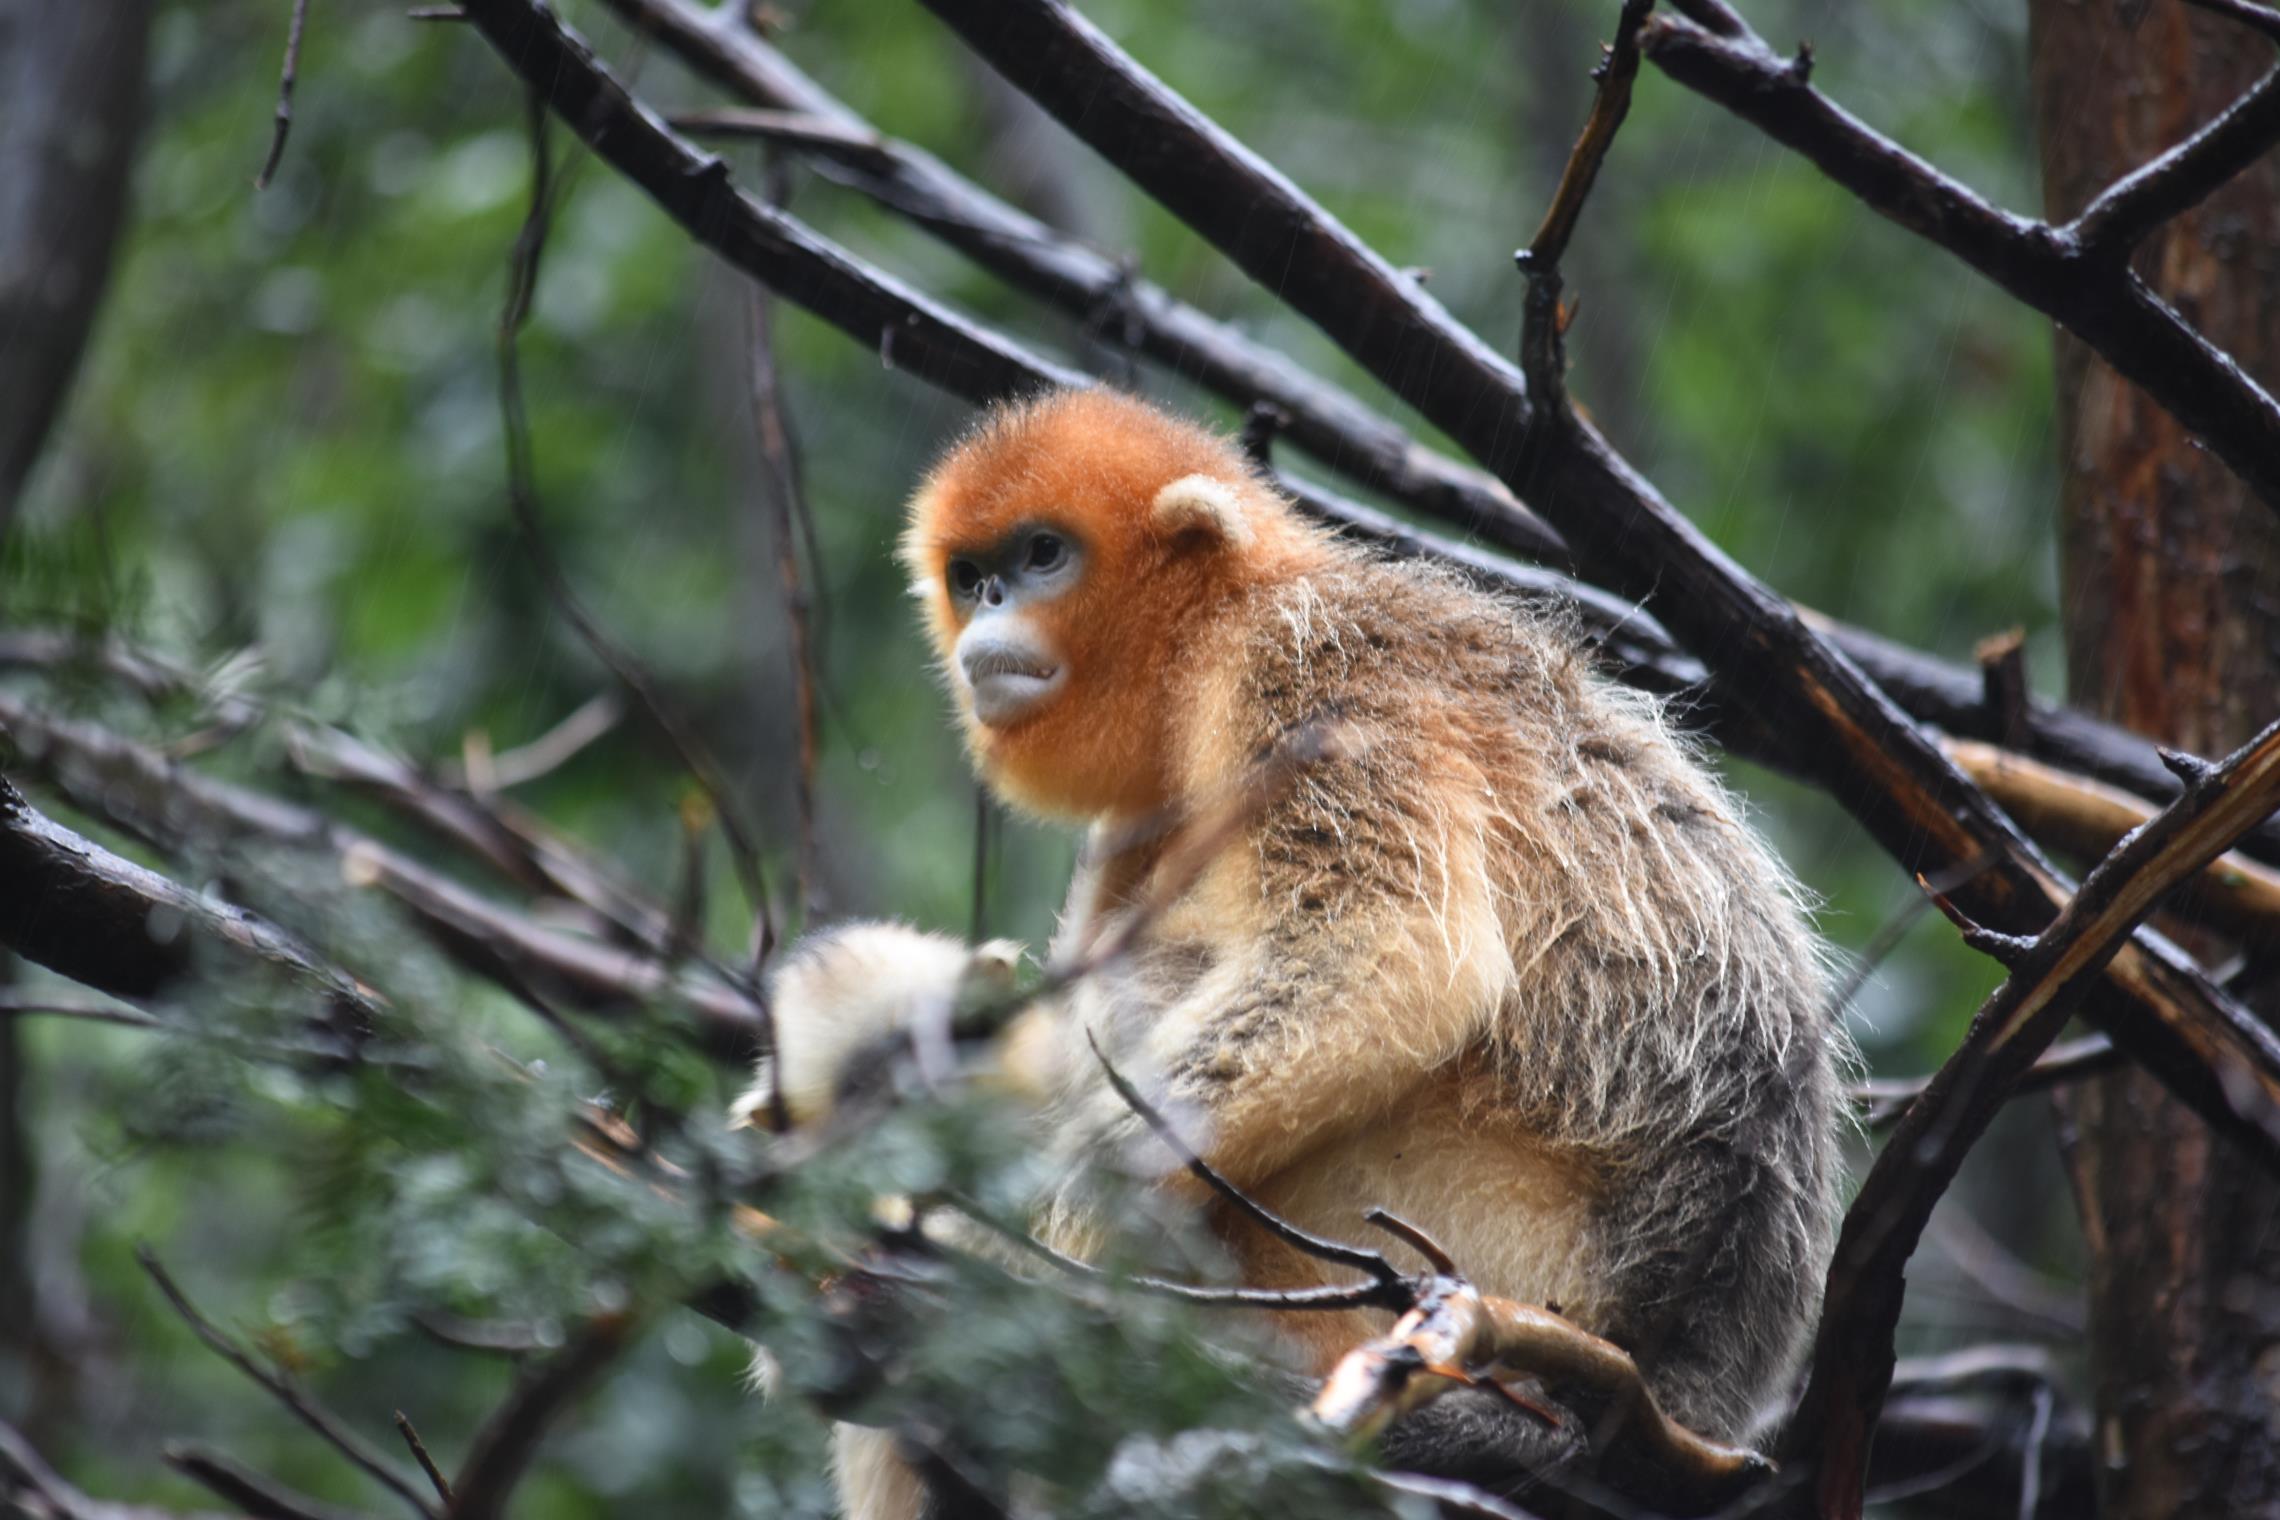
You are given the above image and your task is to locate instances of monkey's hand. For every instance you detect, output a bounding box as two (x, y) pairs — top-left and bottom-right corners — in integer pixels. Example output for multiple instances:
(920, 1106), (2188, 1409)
(728, 922), (1025, 1132)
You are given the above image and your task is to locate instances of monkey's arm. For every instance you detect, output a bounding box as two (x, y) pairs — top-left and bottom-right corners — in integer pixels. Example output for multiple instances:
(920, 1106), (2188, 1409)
(1089, 743), (1510, 1196)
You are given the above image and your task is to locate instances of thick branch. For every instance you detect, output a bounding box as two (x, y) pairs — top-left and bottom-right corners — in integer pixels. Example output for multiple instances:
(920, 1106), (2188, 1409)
(1942, 737), (2280, 942)
(1784, 716), (2280, 1518)
(447, 1312), (633, 1520)
(915, 0), (2280, 1169)
(0, 776), (379, 1023)
(1638, 11), (2280, 514)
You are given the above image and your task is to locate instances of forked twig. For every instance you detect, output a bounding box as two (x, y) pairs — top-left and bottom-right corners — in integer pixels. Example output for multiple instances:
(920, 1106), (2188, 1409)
(1516, 0), (1653, 412)
(136, 1248), (436, 1518)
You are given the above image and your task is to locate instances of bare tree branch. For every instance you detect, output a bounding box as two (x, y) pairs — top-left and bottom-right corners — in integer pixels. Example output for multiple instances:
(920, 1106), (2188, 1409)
(2, 698), (769, 1060)
(1, 1418), (233, 1520)
(1637, 7), (2280, 513)
(163, 1444), (377, 1520)
(391, 1414), (452, 1507)
(446, 1312), (633, 1520)
(1853, 1033), (2119, 1129)
(0, 775), (380, 1025)
(1783, 715), (2280, 1518)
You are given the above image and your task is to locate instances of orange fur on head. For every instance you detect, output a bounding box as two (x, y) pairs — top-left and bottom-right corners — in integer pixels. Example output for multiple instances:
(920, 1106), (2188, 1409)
(900, 389), (1327, 822)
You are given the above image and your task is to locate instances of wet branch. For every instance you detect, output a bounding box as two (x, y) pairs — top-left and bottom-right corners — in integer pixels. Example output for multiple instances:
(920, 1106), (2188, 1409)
(446, 1312), (635, 1520)
(1516, 0), (1652, 411)
(1783, 716), (2280, 1518)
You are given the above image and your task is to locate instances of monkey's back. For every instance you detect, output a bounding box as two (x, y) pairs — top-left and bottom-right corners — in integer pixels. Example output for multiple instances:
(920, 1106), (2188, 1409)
(1170, 544), (1842, 1438)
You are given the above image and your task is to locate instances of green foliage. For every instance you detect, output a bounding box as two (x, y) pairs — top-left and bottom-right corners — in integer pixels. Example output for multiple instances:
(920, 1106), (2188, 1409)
(5, 0), (2085, 1510)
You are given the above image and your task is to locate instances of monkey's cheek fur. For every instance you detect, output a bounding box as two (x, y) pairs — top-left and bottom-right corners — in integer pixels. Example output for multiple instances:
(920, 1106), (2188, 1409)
(965, 666), (1066, 727)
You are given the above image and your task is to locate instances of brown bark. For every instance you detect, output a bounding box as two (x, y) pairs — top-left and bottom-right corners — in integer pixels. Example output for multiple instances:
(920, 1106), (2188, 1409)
(2029, 3), (2280, 1514)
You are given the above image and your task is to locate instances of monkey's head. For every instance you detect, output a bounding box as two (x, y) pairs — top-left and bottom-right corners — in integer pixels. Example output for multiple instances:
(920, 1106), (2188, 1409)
(902, 389), (1323, 821)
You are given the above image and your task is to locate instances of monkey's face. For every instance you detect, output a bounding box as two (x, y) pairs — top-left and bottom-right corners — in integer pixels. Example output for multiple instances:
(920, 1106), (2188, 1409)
(900, 390), (1305, 822)
(939, 521), (1084, 730)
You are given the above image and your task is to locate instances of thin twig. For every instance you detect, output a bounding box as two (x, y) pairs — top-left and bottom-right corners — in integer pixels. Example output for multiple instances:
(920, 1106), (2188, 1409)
(0, 995), (162, 1030)
(1853, 1033), (2119, 1129)
(745, 182), (820, 925)
(135, 1248), (436, 1518)
(1085, 1032), (1406, 1288)
(438, 692), (623, 792)
(493, 79), (777, 960)
(2, 699), (769, 1060)
(669, 106), (894, 169)
(256, 0), (312, 189)
(391, 1414), (452, 1507)
(945, 1196), (1406, 1311)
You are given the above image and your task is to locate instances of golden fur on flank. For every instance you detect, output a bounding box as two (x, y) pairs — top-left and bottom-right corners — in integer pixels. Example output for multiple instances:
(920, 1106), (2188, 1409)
(748, 389), (1843, 1518)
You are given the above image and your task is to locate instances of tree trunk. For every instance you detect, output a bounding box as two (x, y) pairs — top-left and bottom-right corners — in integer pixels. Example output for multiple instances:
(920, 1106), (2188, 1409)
(2027, 3), (2280, 1514)
(0, 0), (151, 533)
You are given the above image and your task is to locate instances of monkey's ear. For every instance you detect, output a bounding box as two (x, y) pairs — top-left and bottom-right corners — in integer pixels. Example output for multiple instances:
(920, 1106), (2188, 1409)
(1151, 474), (1255, 551)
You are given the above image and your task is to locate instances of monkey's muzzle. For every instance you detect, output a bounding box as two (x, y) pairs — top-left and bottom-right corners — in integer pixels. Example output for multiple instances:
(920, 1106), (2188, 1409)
(958, 624), (1065, 727)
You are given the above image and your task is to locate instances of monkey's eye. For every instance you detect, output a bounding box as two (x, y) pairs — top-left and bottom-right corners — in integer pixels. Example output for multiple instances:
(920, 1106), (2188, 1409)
(1026, 533), (1068, 572)
(948, 560), (983, 598)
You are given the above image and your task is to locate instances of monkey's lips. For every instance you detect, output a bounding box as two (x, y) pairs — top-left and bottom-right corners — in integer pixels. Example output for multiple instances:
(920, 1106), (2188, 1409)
(963, 654), (1065, 727)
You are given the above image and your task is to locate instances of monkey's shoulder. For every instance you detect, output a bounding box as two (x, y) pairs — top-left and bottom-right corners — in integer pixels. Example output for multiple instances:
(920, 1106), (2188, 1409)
(1209, 556), (1641, 767)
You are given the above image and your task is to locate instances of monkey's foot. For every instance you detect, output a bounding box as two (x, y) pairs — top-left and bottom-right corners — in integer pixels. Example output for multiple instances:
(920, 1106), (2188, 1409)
(1307, 1280), (1770, 1513)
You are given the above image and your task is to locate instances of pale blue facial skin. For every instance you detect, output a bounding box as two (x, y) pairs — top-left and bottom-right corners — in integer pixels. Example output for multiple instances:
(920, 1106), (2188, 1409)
(947, 524), (1084, 728)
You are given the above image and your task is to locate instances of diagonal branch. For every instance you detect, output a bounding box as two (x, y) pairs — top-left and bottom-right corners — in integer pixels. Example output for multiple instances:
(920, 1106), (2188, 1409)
(1782, 716), (2280, 1519)
(913, 0), (2280, 1169)
(0, 775), (380, 1025)
(1, 698), (769, 1059)
(1, 1418), (237, 1520)
(1637, 8), (2280, 512)
(446, 1312), (635, 1520)
(2065, 62), (2280, 255)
